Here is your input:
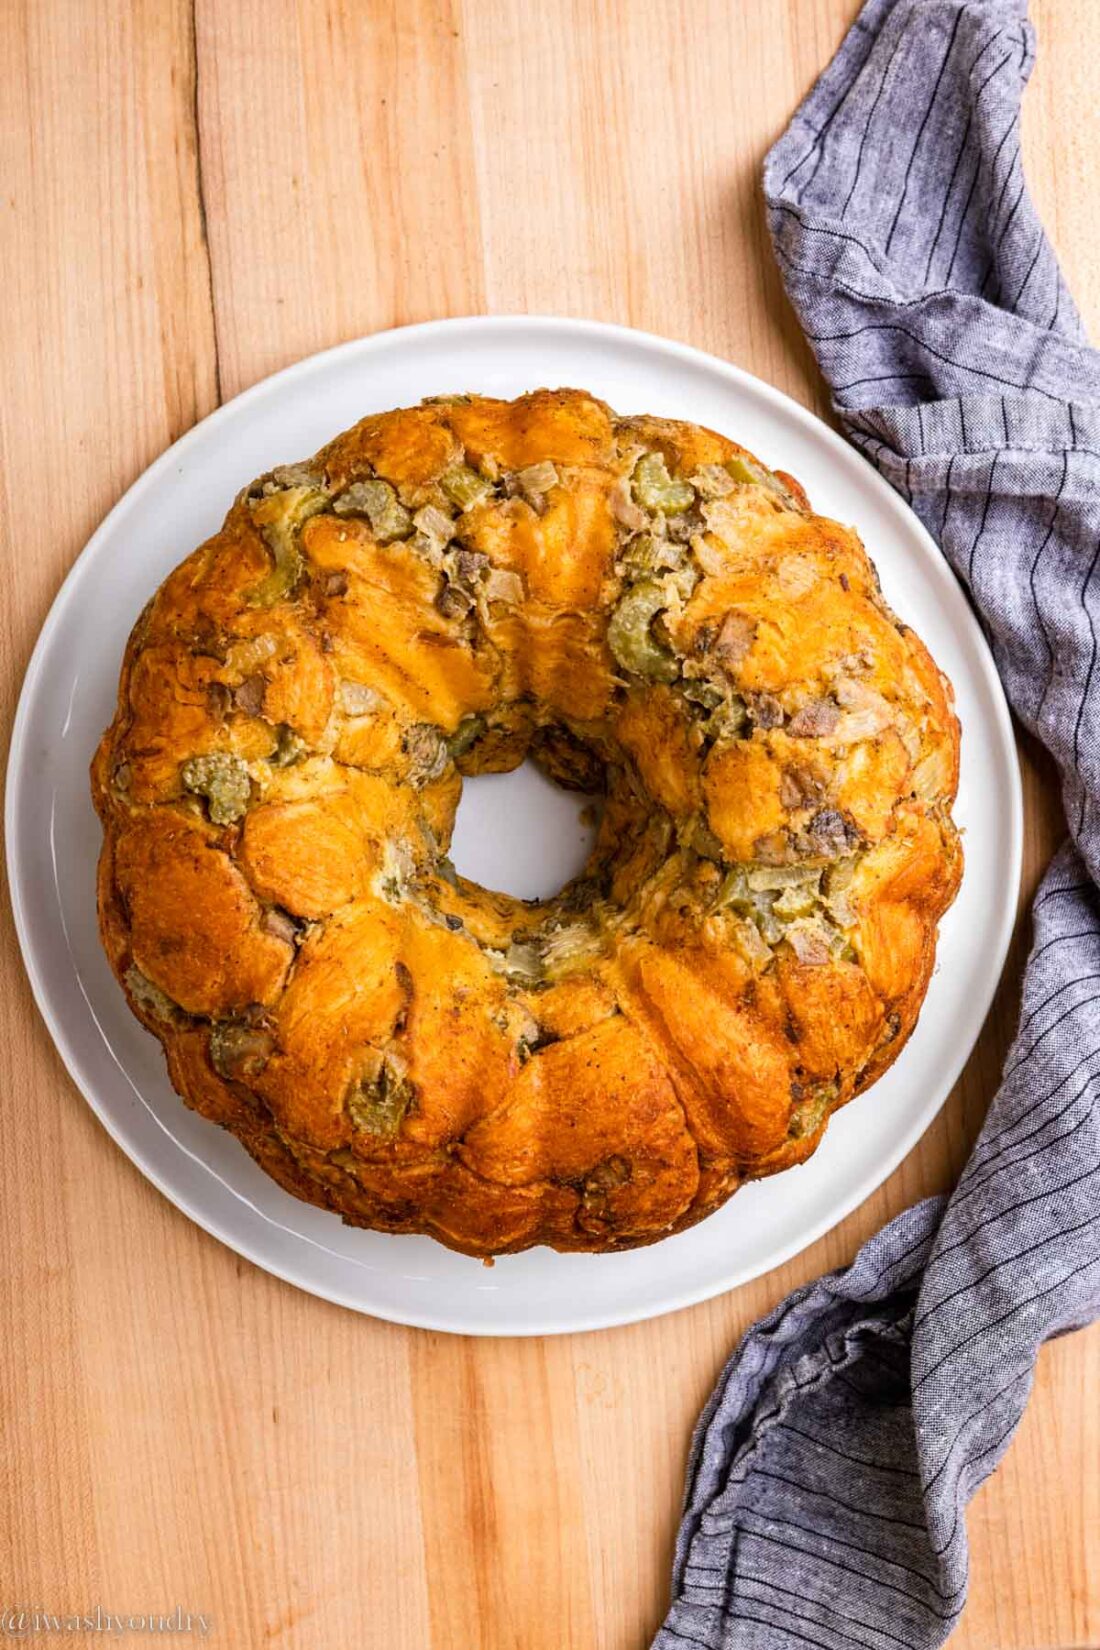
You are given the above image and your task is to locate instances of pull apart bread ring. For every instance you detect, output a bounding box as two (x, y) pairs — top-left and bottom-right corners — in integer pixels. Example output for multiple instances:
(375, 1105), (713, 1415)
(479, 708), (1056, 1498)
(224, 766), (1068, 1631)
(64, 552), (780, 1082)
(92, 389), (961, 1258)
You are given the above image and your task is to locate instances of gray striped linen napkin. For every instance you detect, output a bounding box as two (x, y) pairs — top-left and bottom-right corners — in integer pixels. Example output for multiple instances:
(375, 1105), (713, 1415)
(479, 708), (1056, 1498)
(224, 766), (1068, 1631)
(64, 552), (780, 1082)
(654, 2), (1100, 1646)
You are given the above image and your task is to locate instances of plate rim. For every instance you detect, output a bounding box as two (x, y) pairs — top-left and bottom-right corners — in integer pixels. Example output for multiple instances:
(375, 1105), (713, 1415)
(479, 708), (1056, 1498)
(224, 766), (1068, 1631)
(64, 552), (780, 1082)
(4, 313), (1024, 1335)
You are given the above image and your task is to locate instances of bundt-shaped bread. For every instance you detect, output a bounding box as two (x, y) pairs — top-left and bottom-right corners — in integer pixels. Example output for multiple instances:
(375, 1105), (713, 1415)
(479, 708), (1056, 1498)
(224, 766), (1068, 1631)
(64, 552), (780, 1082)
(92, 389), (961, 1257)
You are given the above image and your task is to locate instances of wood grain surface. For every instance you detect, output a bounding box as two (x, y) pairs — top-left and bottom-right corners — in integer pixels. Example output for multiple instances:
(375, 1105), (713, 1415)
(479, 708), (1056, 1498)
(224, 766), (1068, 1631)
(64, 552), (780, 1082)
(1, 1), (1098, 1645)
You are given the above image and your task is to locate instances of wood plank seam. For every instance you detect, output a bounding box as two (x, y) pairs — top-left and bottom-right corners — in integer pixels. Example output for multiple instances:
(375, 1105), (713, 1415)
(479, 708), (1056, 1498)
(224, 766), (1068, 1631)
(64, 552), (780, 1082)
(188, 0), (222, 407)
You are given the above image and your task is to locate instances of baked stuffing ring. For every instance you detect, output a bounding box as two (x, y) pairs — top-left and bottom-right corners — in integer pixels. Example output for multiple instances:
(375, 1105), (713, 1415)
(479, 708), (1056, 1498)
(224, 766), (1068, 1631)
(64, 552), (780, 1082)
(92, 389), (961, 1257)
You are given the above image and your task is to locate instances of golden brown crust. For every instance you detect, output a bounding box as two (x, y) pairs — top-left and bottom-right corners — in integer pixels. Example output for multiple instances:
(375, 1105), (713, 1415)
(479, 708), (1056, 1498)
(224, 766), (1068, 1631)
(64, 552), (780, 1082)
(92, 389), (962, 1257)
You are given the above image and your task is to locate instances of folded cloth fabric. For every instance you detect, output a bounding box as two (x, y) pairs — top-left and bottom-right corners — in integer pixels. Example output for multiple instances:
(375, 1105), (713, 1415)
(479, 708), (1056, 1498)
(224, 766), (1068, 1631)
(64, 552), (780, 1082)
(653, 3), (1100, 1646)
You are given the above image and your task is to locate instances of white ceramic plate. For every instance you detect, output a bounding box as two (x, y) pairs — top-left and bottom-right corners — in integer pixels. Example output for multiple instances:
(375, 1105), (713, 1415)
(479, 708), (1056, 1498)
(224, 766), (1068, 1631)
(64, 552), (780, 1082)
(6, 316), (1021, 1336)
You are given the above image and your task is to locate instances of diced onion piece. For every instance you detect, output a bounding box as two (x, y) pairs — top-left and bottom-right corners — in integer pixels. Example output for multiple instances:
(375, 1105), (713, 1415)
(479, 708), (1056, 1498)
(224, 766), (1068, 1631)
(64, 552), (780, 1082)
(339, 680), (383, 716)
(482, 566), (525, 604)
(516, 461), (559, 498)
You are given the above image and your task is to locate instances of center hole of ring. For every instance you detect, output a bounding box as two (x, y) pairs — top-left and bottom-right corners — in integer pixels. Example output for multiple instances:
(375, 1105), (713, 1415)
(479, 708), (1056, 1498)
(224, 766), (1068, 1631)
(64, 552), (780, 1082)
(448, 759), (602, 902)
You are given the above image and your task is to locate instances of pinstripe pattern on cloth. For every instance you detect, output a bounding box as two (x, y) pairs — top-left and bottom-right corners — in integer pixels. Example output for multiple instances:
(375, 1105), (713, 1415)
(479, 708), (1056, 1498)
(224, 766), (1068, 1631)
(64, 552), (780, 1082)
(653, 3), (1100, 1645)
